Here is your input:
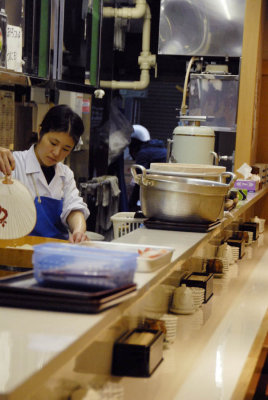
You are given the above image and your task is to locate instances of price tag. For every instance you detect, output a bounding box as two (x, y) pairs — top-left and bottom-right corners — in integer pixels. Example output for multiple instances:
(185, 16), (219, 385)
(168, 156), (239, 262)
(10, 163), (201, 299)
(6, 25), (22, 72)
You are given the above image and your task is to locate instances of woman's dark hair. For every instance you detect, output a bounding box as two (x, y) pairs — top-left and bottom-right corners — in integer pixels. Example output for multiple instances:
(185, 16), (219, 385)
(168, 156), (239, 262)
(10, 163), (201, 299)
(39, 104), (84, 146)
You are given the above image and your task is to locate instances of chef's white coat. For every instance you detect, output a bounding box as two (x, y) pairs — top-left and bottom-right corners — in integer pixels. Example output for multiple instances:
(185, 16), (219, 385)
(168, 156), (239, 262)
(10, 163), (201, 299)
(8, 145), (90, 227)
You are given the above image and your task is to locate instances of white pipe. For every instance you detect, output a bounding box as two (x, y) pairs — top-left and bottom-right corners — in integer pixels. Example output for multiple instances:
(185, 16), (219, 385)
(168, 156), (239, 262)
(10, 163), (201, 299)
(141, 5), (150, 52)
(100, 3), (156, 90)
(181, 56), (199, 115)
(100, 69), (150, 90)
(103, 0), (147, 19)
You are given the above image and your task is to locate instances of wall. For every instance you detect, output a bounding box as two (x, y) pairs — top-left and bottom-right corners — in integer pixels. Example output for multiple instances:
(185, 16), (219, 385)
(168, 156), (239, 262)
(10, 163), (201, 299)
(234, 0), (264, 171)
(256, 0), (268, 162)
(255, 0), (268, 219)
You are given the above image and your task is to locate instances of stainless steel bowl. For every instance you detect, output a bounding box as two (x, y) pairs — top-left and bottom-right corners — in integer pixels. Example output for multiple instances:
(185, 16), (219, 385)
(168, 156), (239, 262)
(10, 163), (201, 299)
(131, 165), (236, 223)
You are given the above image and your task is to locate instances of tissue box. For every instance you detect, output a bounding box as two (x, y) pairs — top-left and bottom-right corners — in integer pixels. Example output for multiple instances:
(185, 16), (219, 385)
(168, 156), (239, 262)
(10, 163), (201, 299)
(234, 180), (259, 192)
(112, 329), (164, 377)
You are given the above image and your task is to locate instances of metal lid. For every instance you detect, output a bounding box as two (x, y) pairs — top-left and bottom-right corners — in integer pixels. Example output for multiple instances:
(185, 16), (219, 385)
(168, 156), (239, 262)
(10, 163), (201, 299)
(173, 126), (215, 137)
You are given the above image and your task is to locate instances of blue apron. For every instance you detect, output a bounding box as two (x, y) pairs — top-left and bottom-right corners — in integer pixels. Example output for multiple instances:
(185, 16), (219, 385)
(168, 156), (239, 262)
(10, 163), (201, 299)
(30, 196), (69, 240)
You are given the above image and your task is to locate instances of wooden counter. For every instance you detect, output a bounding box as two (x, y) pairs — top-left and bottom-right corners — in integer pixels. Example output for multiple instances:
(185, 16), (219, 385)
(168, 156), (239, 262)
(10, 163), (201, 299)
(0, 188), (267, 400)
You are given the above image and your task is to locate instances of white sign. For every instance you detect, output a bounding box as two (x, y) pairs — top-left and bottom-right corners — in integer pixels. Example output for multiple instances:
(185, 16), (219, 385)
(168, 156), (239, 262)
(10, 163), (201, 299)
(6, 25), (22, 72)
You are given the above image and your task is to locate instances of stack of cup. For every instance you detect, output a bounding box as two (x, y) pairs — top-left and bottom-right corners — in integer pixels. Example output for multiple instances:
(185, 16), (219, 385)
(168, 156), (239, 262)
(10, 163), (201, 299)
(159, 314), (178, 343)
(231, 246), (239, 261)
(190, 287), (205, 310)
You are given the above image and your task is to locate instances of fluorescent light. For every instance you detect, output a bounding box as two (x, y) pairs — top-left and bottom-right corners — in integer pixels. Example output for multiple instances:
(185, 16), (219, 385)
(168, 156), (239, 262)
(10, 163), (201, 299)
(221, 0), (231, 20)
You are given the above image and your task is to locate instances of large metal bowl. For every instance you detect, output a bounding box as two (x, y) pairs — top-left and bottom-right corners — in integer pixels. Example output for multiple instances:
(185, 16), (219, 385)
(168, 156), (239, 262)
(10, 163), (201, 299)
(131, 165), (236, 223)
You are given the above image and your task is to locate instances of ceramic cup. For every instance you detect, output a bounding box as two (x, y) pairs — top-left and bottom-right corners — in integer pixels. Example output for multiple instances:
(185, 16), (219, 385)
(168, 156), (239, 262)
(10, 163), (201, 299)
(145, 284), (174, 313)
(170, 284), (195, 314)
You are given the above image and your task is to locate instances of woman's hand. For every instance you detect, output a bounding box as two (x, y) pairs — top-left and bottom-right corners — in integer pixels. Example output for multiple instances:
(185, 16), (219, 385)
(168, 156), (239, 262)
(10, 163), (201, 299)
(69, 230), (89, 244)
(0, 147), (15, 175)
(67, 210), (89, 244)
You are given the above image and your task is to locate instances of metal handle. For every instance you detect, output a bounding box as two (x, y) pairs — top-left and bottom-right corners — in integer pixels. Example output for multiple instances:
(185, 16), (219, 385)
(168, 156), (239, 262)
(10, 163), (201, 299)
(220, 172), (236, 186)
(210, 151), (219, 165)
(219, 154), (234, 162)
(130, 164), (152, 186)
(166, 139), (173, 162)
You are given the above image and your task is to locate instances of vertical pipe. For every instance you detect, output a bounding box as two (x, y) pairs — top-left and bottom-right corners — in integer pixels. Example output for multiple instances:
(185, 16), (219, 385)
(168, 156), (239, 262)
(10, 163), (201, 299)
(90, 0), (100, 87)
(141, 6), (150, 53)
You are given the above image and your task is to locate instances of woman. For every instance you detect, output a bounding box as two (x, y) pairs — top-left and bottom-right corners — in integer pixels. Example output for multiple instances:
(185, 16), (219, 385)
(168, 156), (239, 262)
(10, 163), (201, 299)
(0, 105), (89, 243)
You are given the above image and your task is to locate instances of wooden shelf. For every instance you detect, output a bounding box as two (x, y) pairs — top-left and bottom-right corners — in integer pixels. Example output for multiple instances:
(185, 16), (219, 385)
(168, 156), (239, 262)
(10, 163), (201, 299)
(0, 68), (30, 86)
(0, 69), (97, 93)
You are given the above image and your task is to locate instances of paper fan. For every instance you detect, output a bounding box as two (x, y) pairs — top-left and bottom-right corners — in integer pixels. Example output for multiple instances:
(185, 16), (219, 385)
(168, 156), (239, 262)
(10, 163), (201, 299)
(0, 176), (36, 239)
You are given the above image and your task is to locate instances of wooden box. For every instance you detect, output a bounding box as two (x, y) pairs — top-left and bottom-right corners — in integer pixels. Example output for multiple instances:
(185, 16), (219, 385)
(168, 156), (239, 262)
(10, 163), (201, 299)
(112, 329), (164, 377)
(181, 272), (214, 303)
(0, 236), (67, 269)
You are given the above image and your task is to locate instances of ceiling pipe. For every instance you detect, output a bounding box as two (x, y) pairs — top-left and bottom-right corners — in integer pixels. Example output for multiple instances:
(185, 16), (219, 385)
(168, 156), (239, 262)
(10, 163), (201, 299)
(100, 0), (156, 90)
(103, 0), (147, 19)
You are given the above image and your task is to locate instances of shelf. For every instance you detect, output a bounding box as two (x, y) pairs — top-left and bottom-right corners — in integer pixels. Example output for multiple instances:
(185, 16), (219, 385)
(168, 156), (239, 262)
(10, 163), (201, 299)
(0, 68), (30, 86)
(0, 187), (267, 400)
(30, 77), (97, 94)
(115, 186), (268, 262)
(205, 186), (268, 239)
(0, 68), (97, 93)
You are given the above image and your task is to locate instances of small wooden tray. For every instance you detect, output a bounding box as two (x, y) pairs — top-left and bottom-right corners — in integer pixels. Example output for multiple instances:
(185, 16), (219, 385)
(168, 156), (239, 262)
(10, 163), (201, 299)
(0, 236), (67, 268)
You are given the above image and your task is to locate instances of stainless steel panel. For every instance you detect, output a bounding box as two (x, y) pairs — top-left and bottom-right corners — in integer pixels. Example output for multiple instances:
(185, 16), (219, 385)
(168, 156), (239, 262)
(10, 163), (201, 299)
(158, 0), (246, 57)
(188, 73), (239, 130)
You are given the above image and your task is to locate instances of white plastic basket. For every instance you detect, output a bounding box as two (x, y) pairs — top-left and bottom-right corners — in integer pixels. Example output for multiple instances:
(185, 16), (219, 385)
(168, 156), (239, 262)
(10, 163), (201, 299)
(111, 212), (145, 239)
